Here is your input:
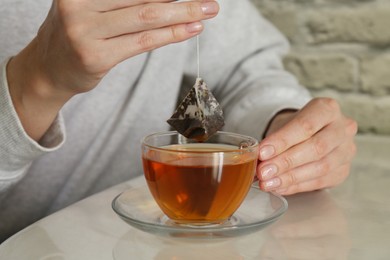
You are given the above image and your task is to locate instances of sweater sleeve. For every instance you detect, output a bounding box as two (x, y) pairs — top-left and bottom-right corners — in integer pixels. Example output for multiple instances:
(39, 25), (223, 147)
(183, 0), (312, 140)
(0, 58), (65, 192)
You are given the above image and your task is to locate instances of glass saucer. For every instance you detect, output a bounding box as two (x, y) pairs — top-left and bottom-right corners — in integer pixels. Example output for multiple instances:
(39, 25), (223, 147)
(112, 184), (288, 238)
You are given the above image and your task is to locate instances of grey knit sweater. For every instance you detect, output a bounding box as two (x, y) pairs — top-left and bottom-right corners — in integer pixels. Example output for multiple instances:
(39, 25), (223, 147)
(0, 0), (311, 241)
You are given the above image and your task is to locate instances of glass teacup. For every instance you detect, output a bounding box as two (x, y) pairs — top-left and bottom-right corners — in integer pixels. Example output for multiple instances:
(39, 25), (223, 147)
(141, 131), (259, 226)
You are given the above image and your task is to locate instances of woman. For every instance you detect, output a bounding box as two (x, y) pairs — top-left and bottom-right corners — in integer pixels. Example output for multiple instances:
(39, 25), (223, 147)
(0, 0), (357, 241)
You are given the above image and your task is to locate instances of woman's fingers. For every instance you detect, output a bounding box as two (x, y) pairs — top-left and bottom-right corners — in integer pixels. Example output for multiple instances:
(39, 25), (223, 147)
(257, 97), (358, 195)
(102, 21), (203, 66)
(91, 0), (176, 12)
(259, 139), (356, 192)
(259, 98), (341, 161)
(275, 164), (352, 195)
(38, 0), (219, 93)
(258, 118), (346, 181)
(93, 1), (219, 39)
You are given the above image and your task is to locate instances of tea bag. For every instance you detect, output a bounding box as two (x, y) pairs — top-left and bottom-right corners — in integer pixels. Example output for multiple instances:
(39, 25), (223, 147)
(167, 77), (224, 142)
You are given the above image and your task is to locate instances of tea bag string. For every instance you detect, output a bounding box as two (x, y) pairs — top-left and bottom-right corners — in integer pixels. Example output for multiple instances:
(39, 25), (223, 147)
(197, 35), (200, 78)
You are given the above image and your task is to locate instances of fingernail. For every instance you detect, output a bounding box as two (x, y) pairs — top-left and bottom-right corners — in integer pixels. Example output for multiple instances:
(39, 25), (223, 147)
(260, 145), (275, 160)
(261, 164), (278, 180)
(264, 178), (281, 190)
(186, 22), (203, 33)
(201, 1), (219, 15)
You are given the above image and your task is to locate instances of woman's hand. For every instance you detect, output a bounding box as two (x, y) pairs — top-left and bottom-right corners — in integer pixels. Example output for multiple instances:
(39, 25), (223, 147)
(7, 0), (219, 141)
(257, 98), (358, 195)
(32, 0), (219, 94)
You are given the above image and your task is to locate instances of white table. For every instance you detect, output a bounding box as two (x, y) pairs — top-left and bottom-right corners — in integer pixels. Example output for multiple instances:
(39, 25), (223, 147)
(1, 135), (389, 259)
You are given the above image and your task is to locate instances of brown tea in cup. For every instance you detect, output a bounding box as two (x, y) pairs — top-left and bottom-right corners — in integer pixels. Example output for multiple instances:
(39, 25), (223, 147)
(142, 131), (259, 225)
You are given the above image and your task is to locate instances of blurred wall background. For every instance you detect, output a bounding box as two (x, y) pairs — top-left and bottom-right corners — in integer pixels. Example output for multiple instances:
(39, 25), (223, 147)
(252, 0), (390, 137)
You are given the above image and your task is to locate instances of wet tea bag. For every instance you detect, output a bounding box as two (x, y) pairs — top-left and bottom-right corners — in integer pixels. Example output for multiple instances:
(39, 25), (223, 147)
(167, 77), (224, 142)
(167, 36), (225, 141)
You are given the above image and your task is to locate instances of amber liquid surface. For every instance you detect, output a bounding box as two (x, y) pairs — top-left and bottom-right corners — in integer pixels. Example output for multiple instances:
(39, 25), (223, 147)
(143, 143), (257, 224)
